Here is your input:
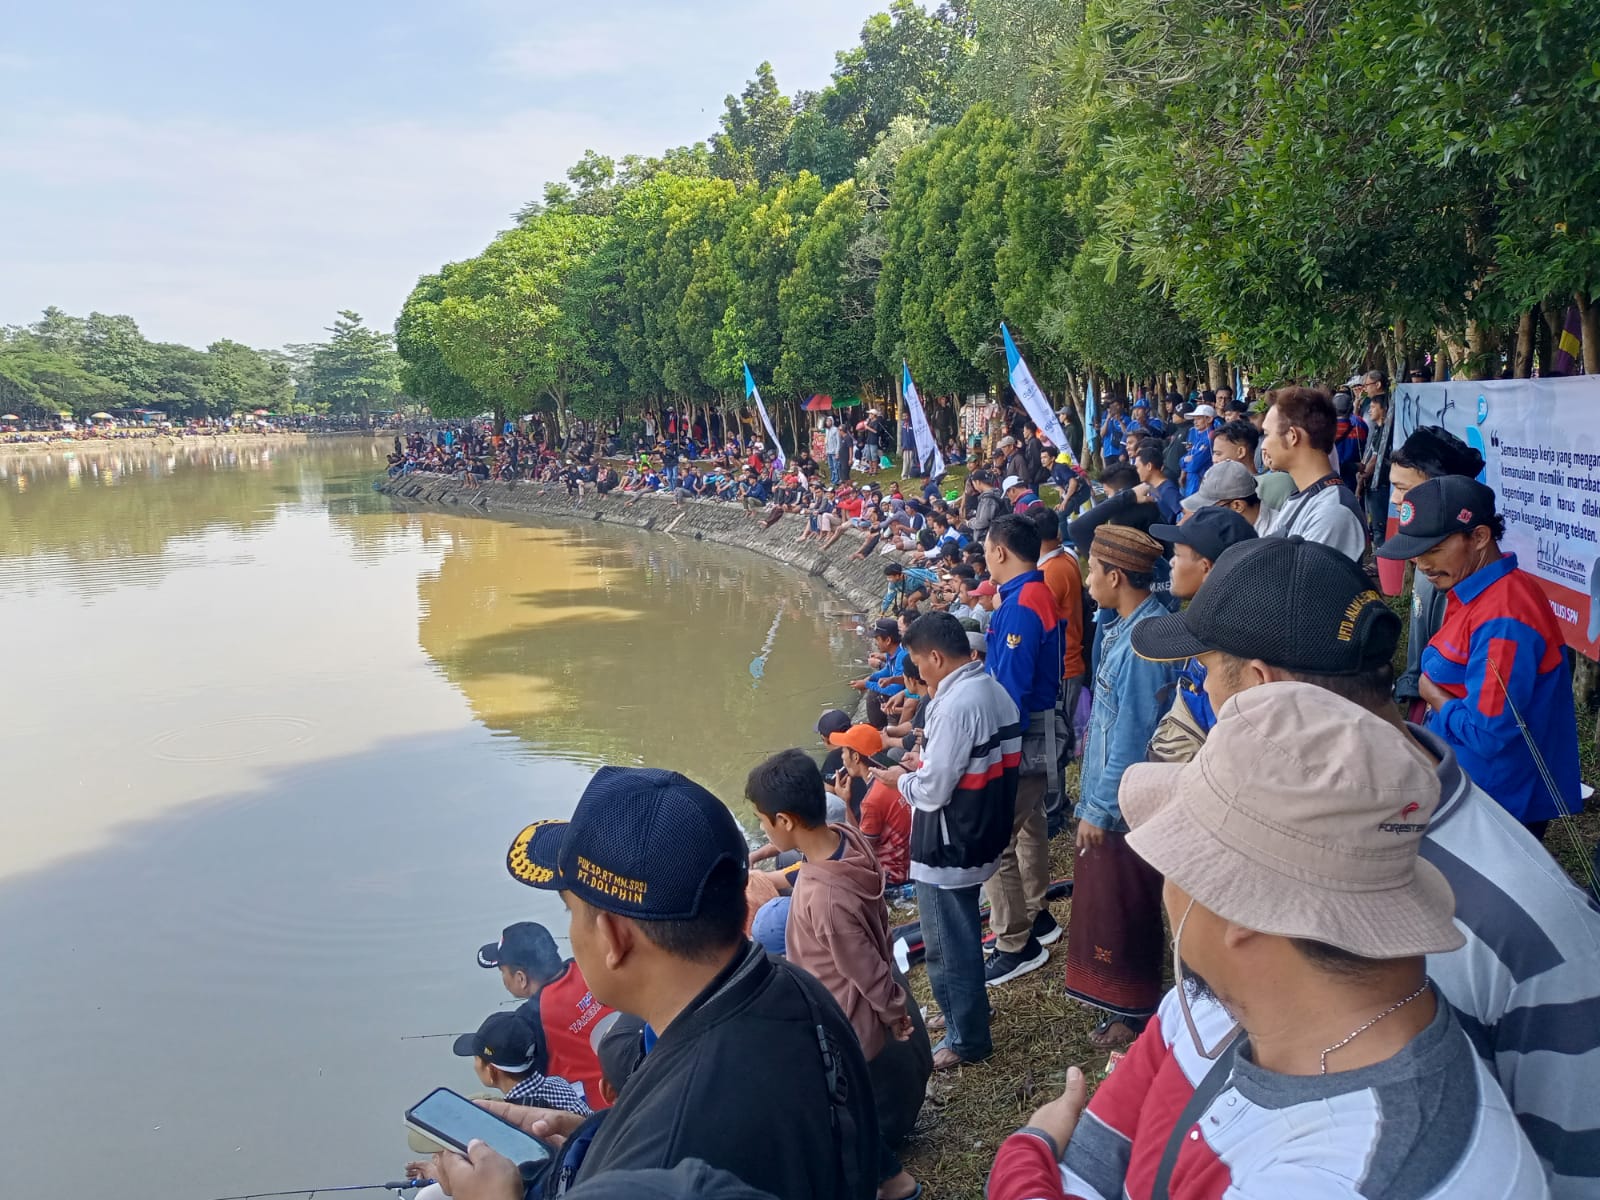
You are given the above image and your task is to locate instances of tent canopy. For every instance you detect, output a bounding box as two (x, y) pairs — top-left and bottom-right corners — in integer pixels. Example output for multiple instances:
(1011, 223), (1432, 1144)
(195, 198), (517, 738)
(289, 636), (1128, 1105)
(804, 395), (863, 412)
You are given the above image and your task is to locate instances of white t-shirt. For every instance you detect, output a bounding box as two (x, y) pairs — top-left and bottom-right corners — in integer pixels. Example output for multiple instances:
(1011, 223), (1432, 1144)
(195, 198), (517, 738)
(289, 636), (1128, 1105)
(1258, 475), (1367, 560)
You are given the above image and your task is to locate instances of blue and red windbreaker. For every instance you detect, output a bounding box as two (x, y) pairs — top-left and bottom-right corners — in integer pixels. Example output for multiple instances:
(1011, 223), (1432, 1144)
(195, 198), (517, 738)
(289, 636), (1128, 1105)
(1422, 552), (1581, 823)
(986, 570), (1063, 714)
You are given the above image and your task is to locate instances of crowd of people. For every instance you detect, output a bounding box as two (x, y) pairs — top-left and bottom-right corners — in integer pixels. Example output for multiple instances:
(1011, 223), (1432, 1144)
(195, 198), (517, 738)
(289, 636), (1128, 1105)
(401, 381), (1594, 1200)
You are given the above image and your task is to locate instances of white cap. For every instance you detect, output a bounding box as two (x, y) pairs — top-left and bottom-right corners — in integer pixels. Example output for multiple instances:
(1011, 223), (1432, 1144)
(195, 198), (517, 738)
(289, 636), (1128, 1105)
(1001, 474), (1023, 491)
(1190, 404), (1217, 420)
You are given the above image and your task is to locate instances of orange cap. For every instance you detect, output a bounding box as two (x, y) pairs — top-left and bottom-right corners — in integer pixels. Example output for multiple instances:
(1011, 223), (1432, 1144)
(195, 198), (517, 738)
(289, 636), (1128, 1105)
(828, 724), (885, 760)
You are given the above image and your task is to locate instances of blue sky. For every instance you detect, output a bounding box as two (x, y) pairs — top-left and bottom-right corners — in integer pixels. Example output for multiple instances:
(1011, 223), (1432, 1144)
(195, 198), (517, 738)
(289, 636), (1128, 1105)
(0, 0), (886, 349)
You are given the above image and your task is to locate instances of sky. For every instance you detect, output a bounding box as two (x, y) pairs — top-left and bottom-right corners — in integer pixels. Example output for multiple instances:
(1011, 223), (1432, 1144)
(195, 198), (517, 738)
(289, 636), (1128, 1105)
(0, 0), (886, 350)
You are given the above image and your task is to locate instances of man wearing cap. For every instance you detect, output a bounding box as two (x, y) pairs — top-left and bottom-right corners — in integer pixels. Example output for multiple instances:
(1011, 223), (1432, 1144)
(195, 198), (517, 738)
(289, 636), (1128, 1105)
(480, 767), (878, 1200)
(1332, 388), (1369, 490)
(1144, 507), (1257, 746)
(1257, 387), (1368, 560)
(452, 1011), (592, 1116)
(1377, 476), (1581, 836)
(1002, 474), (1040, 514)
(479, 922), (614, 1109)
(1177, 459), (1263, 527)
(1127, 395), (1165, 439)
(1132, 535), (1600, 1197)
(1178, 403), (1217, 498)
(981, 514), (1066, 985)
(1066, 526), (1179, 1049)
(828, 723), (913, 885)
(873, 611), (1022, 1069)
(852, 616), (909, 729)
(986, 684), (1548, 1200)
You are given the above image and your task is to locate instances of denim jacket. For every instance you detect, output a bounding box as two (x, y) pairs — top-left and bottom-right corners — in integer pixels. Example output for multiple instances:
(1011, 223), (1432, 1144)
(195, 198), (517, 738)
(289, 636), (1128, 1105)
(1078, 594), (1180, 832)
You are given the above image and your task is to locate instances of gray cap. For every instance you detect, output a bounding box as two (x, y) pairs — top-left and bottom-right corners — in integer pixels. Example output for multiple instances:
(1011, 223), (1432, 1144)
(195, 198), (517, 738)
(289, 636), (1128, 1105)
(1180, 459), (1259, 512)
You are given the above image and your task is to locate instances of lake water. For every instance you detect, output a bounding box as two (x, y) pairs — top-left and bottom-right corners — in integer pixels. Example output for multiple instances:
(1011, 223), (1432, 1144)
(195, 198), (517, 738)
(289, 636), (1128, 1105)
(0, 438), (865, 1199)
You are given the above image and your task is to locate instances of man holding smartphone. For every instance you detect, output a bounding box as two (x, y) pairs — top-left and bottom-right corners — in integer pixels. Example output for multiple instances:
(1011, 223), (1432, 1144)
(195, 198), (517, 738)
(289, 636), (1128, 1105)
(432, 766), (878, 1200)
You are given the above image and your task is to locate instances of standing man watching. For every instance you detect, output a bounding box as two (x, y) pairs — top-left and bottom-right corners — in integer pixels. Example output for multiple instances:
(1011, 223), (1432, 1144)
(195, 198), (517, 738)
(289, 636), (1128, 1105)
(874, 612), (1020, 1069)
(1179, 403), (1217, 497)
(1257, 386), (1367, 560)
(1134, 443), (1181, 524)
(1029, 506), (1086, 771)
(1065, 526), (1178, 1049)
(1377, 476), (1582, 838)
(981, 514), (1065, 985)
(967, 469), (1007, 541)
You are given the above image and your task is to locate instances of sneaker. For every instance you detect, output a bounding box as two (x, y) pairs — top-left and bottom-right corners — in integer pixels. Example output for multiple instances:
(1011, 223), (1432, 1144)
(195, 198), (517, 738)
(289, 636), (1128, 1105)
(984, 938), (1049, 986)
(1032, 910), (1062, 947)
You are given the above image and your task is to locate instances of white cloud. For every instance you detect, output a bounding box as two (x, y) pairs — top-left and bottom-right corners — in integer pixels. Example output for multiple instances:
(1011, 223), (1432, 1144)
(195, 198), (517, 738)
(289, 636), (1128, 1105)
(0, 107), (652, 347)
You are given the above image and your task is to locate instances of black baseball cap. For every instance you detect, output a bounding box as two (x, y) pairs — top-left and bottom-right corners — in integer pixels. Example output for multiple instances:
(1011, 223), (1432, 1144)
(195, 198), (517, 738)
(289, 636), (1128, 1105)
(872, 617), (901, 638)
(452, 1012), (544, 1073)
(1131, 536), (1399, 674)
(477, 921), (563, 979)
(815, 709), (852, 739)
(1376, 475), (1497, 560)
(507, 767), (748, 921)
(1149, 508), (1257, 565)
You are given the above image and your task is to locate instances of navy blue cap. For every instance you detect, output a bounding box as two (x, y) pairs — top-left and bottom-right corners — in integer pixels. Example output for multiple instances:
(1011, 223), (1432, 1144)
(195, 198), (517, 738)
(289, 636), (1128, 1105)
(477, 921), (563, 980)
(1149, 507), (1257, 565)
(507, 767), (748, 920)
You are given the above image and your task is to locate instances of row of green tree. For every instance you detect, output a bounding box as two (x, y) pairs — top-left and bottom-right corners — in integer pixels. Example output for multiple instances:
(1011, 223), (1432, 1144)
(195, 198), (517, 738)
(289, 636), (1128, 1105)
(0, 309), (404, 422)
(409, 0), (1595, 437)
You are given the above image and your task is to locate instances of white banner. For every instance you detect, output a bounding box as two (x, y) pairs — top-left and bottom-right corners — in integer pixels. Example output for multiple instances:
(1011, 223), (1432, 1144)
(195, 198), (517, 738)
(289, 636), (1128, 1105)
(902, 363), (946, 478)
(1001, 323), (1075, 464)
(1392, 376), (1600, 657)
(743, 364), (786, 469)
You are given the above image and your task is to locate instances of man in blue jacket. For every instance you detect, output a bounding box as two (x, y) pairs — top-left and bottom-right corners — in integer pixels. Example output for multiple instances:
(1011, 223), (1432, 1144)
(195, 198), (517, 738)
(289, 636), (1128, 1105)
(981, 515), (1064, 987)
(1065, 524), (1179, 1051)
(1179, 403), (1217, 497)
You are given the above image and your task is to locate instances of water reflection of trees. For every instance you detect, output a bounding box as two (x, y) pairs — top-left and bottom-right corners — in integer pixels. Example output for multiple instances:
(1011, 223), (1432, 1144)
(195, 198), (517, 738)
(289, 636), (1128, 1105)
(385, 514), (863, 804)
(0, 441), (388, 590)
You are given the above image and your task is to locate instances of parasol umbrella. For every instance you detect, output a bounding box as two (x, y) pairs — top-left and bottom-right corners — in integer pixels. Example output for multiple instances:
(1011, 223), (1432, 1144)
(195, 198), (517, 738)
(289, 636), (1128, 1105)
(804, 394), (835, 412)
(90, 411), (113, 419)
(253, 408), (271, 415)
(1, 414), (19, 421)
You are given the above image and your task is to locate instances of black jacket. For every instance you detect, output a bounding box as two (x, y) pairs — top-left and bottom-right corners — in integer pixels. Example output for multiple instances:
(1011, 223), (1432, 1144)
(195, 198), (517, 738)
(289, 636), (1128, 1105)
(539, 942), (878, 1200)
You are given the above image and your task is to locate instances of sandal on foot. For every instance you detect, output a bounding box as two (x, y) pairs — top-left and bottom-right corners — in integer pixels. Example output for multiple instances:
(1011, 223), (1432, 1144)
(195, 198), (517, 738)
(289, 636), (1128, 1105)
(1087, 1016), (1143, 1050)
(925, 1011), (946, 1033)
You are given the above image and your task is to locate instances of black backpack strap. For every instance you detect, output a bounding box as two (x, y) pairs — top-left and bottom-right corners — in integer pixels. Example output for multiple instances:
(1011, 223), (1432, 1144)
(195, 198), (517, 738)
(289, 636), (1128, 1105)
(1150, 1032), (1245, 1200)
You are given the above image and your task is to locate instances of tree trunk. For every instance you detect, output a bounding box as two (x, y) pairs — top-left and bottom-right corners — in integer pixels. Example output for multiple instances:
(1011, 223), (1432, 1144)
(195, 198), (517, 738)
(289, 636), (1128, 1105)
(1513, 308), (1536, 378)
(1577, 291), (1599, 374)
(1464, 320), (1497, 380)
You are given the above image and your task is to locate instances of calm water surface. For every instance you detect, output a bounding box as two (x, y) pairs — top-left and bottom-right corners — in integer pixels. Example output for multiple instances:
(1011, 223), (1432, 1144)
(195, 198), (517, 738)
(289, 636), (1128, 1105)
(0, 439), (864, 1198)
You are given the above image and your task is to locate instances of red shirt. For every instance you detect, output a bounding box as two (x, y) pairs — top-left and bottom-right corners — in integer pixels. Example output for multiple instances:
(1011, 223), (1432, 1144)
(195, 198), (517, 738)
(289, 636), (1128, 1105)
(857, 780), (911, 884)
(533, 961), (615, 1109)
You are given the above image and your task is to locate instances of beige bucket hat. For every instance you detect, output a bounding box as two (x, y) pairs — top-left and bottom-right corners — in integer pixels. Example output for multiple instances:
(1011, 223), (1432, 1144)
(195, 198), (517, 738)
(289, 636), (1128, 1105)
(1121, 682), (1463, 958)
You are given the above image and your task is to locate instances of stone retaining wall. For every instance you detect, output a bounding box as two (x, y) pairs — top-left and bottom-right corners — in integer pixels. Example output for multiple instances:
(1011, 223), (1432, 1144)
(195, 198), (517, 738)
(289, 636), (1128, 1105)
(378, 473), (889, 612)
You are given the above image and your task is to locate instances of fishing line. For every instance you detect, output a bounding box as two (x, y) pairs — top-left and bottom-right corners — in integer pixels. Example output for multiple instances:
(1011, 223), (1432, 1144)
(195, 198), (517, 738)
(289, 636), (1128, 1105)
(203, 1181), (427, 1200)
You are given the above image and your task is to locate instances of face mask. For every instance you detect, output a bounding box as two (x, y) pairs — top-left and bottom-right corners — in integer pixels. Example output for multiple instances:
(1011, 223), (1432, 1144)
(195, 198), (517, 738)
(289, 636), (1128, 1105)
(1172, 898), (1240, 1059)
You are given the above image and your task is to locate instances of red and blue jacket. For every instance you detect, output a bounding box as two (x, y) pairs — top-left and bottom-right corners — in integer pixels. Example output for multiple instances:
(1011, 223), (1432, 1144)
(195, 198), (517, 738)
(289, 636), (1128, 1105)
(1422, 553), (1581, 823)
(986, 570), (1063, 715)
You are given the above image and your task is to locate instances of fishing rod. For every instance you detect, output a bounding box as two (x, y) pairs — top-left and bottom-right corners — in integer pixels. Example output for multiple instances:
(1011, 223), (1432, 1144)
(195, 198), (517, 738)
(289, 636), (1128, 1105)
(1486, 655), (1598, 895)
(204, 1181), (430, 1200)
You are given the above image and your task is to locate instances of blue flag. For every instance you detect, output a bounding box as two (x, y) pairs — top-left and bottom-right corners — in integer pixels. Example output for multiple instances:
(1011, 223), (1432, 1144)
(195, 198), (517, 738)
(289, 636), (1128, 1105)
(901, 363), (945, 478)
(1084, 377), (1099, 457)
(1001, 324), (1075, 464)
(743, 364), (786, 469)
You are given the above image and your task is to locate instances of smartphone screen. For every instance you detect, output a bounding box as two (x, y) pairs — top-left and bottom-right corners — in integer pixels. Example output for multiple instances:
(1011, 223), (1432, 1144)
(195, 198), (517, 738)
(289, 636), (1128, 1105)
(405, 1088), (554, 1166)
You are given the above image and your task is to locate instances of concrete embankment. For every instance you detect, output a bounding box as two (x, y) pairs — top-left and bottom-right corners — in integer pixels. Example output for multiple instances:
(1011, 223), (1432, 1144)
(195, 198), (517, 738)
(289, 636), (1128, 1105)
(378, 472), (888, 612)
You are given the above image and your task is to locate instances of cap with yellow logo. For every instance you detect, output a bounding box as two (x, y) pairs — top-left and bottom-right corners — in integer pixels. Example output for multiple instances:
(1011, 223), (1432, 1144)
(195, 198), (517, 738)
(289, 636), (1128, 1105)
(507, 766), (749, 921)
